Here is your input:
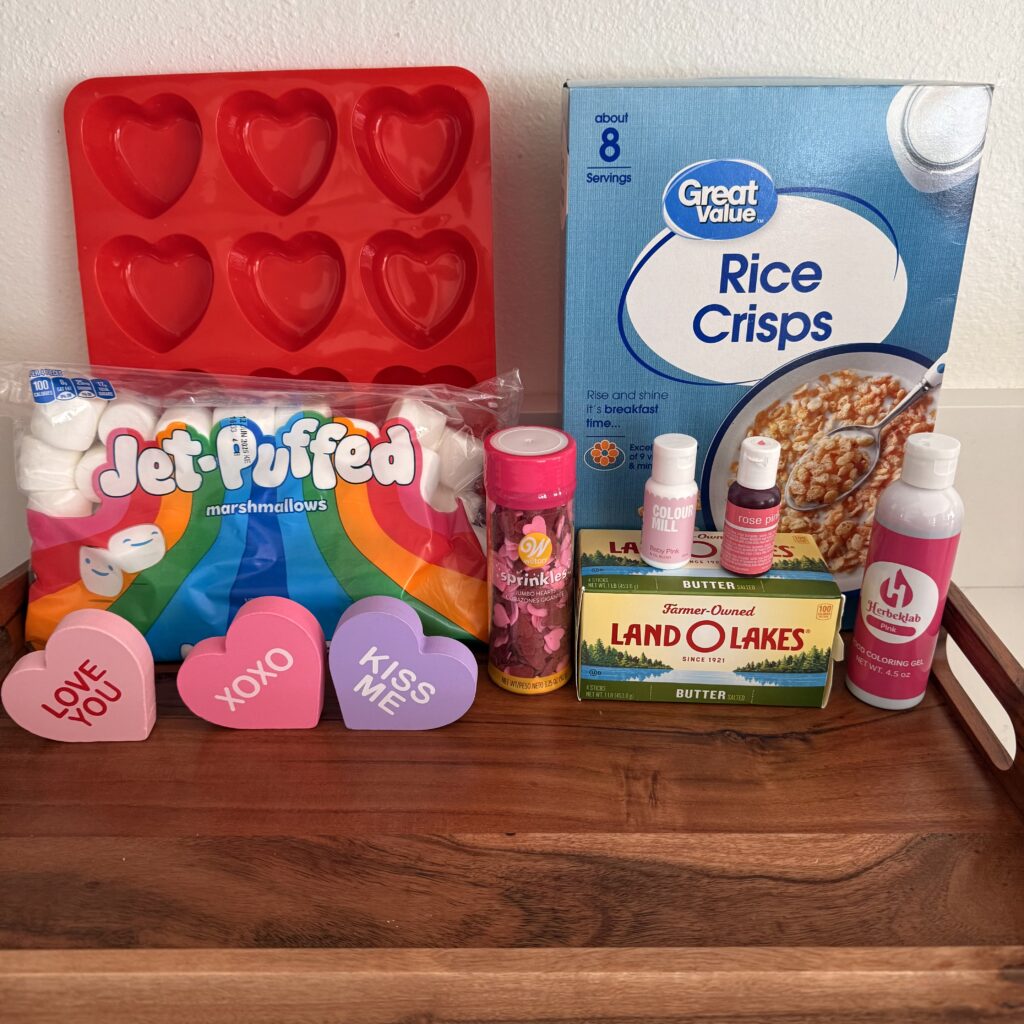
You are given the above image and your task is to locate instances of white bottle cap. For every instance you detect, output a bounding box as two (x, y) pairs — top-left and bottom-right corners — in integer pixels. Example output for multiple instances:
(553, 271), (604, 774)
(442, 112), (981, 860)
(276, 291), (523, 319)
(651, 434), (697, 486)
(900, 433), (960, 489)
(736, 436), (781, 490)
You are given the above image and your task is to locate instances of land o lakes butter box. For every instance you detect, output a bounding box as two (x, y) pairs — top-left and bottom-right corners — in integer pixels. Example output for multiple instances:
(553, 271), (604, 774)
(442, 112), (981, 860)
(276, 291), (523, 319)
(576, 530), (843, 706)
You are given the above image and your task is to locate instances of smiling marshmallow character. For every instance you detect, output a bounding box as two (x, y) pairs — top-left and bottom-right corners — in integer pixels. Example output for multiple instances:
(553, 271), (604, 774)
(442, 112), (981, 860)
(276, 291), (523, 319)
(108, 524), (167, 573)
(79, 546), (124, 598)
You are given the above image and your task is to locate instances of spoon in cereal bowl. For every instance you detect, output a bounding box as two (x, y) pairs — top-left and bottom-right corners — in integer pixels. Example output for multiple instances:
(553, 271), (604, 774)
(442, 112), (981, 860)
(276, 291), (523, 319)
(784, 354), (946, 512)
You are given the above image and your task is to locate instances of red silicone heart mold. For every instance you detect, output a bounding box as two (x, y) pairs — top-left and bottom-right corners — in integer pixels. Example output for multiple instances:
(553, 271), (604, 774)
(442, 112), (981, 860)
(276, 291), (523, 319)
(96, 235), (213, 352)
(218, 90), (337, 214)
(82, 95), (202, 218)
(372, 365), (476, 388)
(229, 233), (344, 351)
(353, 86), (473, 212)
(252, 367), (348, 382)
(361, 230), (476, 349)
(65, 69), (495, 382)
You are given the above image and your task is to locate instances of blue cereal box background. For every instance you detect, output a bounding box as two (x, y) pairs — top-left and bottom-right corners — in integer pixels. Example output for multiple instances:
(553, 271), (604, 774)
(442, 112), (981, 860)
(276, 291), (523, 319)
(561, 79), (990, 618)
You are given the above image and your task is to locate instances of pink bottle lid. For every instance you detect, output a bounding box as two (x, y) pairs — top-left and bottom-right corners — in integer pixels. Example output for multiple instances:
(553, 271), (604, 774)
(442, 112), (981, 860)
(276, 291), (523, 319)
(484, 426), (576, 509)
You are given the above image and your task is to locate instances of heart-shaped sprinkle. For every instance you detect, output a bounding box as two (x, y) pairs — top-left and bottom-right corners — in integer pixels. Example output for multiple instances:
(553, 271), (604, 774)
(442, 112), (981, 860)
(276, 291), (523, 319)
(1, 609), (155, 742)
(329, 596), (476, 730)
(177, 596), (325, 729)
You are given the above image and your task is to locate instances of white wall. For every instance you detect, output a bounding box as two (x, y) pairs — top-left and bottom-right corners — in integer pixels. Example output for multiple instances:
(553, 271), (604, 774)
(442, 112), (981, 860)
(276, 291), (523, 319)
(0, 0), (1021, 575)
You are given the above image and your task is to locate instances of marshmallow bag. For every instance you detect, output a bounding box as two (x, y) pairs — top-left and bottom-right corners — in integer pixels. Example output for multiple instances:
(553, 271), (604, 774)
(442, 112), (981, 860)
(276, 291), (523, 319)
(1, 366), (521, 659)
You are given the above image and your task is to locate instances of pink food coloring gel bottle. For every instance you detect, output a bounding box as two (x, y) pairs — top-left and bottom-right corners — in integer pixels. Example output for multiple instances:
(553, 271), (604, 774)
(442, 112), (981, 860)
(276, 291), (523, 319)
(640, 434), (698, 569)
(720, 436), (782, 576)
(847, 433), (963, 710)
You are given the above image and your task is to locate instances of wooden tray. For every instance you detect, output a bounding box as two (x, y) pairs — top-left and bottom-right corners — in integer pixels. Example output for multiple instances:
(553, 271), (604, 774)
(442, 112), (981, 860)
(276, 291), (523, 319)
(0, 564), (1021, 1022)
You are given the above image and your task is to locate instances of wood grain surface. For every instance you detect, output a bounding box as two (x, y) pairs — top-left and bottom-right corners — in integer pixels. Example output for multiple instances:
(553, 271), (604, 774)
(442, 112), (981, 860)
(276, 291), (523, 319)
(934, 583), (1024, 816)
(1, 664), (1022, 950)
(1, 663), (1019, 837)
(2, 572), (1022, 1021)
(2, 832), (1022, 949)
(2, 947), (1023, 1024)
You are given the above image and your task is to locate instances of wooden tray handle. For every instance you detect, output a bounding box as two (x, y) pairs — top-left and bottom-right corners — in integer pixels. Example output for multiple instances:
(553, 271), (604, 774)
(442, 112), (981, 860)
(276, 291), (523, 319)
(933, 582), (1024, 813)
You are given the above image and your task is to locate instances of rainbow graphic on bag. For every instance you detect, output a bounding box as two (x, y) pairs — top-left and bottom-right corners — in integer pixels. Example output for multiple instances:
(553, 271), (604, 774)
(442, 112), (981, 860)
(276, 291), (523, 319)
(25, 413), (489, 660)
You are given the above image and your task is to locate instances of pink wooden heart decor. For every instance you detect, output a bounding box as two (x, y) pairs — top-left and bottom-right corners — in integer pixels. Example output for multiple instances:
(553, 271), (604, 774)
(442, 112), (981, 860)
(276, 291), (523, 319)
(1, 609), (155, 742)
(329, 596), (477, 730)
(177, 596), (325, 729)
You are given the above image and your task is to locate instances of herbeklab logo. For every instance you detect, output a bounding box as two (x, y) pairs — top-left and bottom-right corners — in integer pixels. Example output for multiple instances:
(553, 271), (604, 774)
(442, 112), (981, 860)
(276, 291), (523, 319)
(662, 159), (777, 240)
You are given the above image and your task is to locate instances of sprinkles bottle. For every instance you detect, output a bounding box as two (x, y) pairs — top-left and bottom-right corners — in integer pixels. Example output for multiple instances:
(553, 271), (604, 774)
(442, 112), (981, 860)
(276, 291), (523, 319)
(484, 427), (576, 695)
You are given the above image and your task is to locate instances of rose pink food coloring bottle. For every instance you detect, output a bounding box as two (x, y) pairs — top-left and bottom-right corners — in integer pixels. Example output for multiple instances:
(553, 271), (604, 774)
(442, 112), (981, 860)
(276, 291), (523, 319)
(640, 434), (698, 569)
(720, 436), (782, 576)
(847, 433), (963, 710)
(484, 427), (576, 695)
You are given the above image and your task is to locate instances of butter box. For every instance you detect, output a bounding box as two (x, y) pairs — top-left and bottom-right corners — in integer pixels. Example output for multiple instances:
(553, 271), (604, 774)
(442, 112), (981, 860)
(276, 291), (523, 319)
(576, 530), (843, 706)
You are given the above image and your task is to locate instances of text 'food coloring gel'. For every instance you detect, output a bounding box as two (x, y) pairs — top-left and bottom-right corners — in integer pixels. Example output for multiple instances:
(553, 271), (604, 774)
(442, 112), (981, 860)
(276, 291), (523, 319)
(562, 79), (990, 621)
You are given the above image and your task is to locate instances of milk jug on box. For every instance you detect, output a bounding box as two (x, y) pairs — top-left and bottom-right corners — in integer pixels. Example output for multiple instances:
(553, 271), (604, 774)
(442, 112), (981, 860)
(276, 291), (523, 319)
(561, 79), (991, 624)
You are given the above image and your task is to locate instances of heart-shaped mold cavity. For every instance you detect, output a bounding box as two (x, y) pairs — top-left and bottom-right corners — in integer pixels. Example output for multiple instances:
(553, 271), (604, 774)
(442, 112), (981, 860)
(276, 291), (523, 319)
(96, 235), (213, 352)
(218, 90), (337, 214)
(353, 86), (473, 212)
(252, 367), (348, 383)
(229, 233), (345, 351)
(372, 365), (477, 388)
(82, 95), (202, 218)
(361, 230), (476, 349)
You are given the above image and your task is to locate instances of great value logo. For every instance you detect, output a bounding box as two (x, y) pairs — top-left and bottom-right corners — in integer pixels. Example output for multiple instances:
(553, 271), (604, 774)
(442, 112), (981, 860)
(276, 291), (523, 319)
(662, 159), (777, 241)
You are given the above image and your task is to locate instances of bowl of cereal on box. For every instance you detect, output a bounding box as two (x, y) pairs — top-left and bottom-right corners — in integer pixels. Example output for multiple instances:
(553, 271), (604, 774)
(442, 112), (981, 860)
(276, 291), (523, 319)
(701, 344), (940, 591)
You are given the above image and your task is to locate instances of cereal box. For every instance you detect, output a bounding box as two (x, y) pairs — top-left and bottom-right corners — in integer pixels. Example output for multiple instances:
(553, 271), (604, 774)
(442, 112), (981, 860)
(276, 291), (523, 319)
(576, 530), (843, 706)
(562, 80), (991, 622)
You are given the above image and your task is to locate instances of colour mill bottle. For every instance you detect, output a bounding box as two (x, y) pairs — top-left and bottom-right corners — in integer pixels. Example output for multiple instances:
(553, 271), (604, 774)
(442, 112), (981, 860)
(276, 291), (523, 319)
(640, 434), (698, 569)
(484, 427), (576, 695)
(720, 436), (782, 576)
(847, 433), (963, 710)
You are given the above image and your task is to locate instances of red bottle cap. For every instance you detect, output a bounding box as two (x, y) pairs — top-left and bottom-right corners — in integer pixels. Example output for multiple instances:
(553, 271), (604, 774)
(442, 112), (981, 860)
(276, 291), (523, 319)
(484, 426), (576, 510)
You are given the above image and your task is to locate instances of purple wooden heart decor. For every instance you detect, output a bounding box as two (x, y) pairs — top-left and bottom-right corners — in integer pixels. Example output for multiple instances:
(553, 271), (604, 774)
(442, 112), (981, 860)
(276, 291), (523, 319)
(329, 596), (477, 729)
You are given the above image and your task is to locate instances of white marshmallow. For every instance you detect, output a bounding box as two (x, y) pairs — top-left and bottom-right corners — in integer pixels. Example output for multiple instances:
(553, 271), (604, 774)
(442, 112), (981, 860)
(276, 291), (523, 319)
(108, 524), (166, 574)
(386, 398), (447, 449)
(79, 546), (124, 597)
(73, 444), (109, 503)
(30, 397), (101, 452)
(274, 404), (332, 433)
(417, 446), (442, 505)
(156, 405), (213, 438)
(212, 405), (276, 438)
(17, 436), (82, 492)
(416, 448), (458, 512)
(97, 399), (158, 443)
(459, 489), (485, 526)
(470, 522), (486, 551)
(430, 485), (458, 514)
(459, 492), (486, 551)
(437, 428), (484, 493)
(27, 489), (94, 518)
